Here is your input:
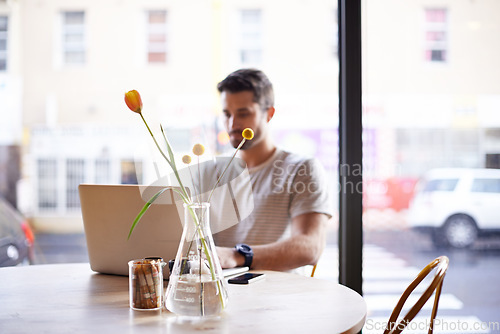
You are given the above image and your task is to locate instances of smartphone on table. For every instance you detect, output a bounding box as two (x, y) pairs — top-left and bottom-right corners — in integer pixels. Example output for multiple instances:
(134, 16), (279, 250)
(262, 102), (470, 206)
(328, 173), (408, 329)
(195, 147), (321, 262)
(227, 273), (265, 284)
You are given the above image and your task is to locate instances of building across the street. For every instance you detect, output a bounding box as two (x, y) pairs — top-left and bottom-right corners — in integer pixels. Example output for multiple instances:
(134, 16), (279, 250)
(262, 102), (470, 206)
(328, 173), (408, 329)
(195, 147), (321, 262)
(0, 0), (499, 232)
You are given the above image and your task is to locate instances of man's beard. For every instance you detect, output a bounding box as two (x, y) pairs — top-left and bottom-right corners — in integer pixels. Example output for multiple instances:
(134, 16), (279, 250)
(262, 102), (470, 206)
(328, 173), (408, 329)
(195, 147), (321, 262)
(229, 130), (258, 150)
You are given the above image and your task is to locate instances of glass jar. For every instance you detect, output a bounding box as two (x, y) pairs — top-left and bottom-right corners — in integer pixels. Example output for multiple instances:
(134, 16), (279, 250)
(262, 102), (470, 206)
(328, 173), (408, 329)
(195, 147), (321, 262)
(165, 202), (228, 316)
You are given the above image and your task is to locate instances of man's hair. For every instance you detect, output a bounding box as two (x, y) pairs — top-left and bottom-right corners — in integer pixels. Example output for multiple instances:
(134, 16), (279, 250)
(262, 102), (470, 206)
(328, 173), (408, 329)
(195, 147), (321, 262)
(217, 69), (274, 111)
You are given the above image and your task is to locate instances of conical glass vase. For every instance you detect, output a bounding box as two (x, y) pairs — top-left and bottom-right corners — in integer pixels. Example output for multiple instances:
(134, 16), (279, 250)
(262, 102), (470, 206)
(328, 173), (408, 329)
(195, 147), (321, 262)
(165, 202), (228, 317)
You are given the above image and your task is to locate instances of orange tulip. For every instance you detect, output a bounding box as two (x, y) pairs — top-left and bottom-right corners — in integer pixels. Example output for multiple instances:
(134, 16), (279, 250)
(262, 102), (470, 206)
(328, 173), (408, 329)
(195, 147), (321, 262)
(124, 90), (143, 114)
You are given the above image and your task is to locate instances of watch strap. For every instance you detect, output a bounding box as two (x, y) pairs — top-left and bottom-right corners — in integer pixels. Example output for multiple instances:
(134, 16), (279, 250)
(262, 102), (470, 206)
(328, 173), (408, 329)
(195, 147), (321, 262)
(235, 243), (253, 268)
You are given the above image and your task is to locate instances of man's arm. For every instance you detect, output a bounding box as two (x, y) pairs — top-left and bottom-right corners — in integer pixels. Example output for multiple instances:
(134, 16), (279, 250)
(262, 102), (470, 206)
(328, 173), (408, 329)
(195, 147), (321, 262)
(217, 212), (329, 271)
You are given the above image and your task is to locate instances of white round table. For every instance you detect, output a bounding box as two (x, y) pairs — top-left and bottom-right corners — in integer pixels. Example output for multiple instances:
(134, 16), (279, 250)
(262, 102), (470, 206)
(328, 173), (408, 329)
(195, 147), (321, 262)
(0, 263), (366, 333)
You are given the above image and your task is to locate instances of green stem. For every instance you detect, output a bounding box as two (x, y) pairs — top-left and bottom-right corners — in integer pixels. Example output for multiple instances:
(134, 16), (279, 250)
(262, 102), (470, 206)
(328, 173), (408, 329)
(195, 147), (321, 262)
(187, 166), (201, 204)
(140, 113), (190, 201)
(159, 125), (190, 200)
(197, 156), (202, 204)
(207, 138), (246, 203)
(169, 187), (190, 204)
(140, 113), (170, 165)
(186, 204), (226, 309)
(171, 167), (190, 204)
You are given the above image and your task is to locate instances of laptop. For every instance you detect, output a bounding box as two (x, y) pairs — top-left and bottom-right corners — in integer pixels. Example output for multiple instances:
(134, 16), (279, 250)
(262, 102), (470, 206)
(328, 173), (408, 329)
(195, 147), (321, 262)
(79, 184), (248, 278)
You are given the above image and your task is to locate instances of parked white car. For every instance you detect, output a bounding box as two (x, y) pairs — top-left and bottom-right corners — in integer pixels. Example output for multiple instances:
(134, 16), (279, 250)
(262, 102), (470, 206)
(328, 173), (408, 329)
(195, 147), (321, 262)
(408, 168), (500, 248)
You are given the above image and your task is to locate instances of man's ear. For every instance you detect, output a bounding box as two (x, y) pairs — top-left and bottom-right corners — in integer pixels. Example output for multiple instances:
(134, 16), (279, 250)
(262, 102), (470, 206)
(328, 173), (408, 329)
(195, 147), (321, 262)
(266, 107), (275, 122)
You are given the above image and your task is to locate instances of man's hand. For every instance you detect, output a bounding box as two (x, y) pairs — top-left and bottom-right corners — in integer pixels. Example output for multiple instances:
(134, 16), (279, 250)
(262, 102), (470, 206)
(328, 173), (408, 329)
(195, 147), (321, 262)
(216, 246), (244, 269)
(216, 212), (329, 271)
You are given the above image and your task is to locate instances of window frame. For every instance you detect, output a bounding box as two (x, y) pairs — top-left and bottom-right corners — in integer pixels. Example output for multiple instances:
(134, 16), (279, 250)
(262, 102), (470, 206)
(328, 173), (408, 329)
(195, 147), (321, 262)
(338, 0), (363, 295)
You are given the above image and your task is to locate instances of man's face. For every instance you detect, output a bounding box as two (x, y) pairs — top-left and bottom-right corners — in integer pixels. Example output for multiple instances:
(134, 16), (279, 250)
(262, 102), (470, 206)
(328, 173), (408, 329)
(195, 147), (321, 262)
(221, 90), (270, 150)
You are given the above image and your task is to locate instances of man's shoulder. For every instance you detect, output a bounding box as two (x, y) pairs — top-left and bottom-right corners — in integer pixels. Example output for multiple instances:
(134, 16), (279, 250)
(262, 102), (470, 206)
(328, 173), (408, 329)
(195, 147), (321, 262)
(275, 149), (319, 168)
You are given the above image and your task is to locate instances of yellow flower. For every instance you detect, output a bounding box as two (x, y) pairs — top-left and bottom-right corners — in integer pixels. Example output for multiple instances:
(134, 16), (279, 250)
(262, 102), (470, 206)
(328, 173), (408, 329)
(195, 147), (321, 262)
(192, 144), (205, 156)
(242, 128), (254, 140)
(182, 155), (192, 164)
(124, 90), (143, 114)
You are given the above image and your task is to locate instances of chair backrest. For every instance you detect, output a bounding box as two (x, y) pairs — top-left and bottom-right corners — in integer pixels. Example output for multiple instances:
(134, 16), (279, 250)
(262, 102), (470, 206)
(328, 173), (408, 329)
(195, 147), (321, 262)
(383, 256), (449, 334)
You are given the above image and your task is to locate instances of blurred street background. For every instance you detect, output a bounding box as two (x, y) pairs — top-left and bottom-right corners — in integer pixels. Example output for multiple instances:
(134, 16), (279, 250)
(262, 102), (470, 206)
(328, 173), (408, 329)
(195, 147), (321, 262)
(2, 0), (500, 332)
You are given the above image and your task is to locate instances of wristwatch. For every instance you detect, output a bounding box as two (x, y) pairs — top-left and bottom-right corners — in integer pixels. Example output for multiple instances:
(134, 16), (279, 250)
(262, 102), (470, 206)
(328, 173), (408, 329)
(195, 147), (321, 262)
(235, 243), (253, 268)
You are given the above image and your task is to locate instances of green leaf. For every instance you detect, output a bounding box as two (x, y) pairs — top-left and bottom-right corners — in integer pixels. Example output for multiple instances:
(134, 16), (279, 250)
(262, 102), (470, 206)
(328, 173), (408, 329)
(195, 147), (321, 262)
(140, 113), (171, 166)
(127, 187), (171, 240)
(171, 187), (191, 204)
(160, 124), (191, 201)
(160, 125), (176, 170)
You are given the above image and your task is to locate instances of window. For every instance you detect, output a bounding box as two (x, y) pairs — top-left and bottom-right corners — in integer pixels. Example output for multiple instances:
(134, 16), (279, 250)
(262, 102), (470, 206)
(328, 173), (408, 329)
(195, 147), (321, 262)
(0, 15), (7, 71)
(147, 10), (168, 63)
(423, 178), (458, 192)
(62, 11), (86, 65)
(471, 179), (500, 193)
(486, 154), (500, 168)
(239, 9), (262, 65)
(121, 160), (142, 184)
(38, 159), (58, 210)
(35, 155), (137, 211)
(95, 159), (111, 184)
(66, 159), (85, 209)
(364, 0), (500, 326)
(424, 8), (448, 62)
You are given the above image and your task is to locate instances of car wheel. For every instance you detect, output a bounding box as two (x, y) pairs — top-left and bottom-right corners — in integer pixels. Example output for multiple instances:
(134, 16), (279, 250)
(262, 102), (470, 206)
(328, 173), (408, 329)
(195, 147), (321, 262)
(443, 215), (478, 248)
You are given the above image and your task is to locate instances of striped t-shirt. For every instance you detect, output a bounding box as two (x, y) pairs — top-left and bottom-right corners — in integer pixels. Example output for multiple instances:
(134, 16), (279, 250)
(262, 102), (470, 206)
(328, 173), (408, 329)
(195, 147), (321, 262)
(213, 149), (333, 247)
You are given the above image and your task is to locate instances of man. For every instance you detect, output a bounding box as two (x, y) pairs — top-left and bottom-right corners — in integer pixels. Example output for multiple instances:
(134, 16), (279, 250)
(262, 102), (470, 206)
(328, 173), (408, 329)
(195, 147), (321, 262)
(214, 69), (333, 271)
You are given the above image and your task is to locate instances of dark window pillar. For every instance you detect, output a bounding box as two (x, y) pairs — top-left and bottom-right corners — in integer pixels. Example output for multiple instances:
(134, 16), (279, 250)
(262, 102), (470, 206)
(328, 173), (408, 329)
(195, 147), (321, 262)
(338, 0), (363, 296)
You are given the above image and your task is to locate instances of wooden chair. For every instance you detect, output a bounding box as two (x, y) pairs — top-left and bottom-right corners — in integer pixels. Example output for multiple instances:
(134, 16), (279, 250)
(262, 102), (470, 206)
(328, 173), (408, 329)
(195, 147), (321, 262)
(310, 264), (317, 277)
(384, 256), (449, 334)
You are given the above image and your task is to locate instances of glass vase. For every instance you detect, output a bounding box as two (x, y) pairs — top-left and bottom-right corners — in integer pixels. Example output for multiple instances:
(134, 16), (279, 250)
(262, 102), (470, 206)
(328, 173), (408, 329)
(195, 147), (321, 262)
(165, 202), (228, 316)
